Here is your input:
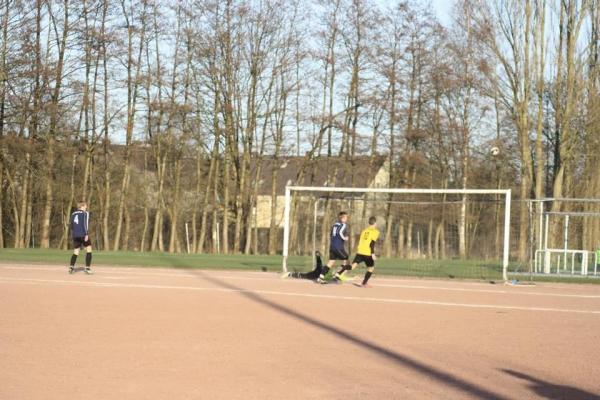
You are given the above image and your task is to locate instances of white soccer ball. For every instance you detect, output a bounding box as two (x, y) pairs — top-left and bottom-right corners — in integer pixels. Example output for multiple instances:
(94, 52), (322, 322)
(490, 146), (500, 156)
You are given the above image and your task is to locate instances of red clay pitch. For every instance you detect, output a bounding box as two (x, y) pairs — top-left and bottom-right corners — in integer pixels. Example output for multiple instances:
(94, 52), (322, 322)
(1, 264), (600, 399)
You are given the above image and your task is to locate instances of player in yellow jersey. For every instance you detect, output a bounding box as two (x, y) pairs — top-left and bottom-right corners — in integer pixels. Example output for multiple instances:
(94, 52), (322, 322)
(334, 216), (380, 287)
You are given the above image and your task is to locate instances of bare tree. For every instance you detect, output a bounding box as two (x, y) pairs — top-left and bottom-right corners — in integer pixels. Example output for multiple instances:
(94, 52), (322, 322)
(113, 0), (148, 251)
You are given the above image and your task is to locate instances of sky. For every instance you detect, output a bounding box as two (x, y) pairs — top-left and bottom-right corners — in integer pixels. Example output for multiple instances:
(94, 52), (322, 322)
(375, 0), (456, 26)
(431, 0), (455, 26)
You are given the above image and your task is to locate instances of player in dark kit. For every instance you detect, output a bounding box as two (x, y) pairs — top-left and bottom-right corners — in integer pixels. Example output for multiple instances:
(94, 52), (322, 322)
(335, 216), (380, 287)
(318, 211), (350, 284)
(68, 201), (93, 274)
(281, 251), (326, 281)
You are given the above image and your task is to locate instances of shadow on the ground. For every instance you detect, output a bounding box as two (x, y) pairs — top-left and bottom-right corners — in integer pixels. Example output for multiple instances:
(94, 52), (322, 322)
(153, 252), (285, 271)
(152, 252), (195, 268)
(504, 369), (600, 400)
(190, 269), (509, 400)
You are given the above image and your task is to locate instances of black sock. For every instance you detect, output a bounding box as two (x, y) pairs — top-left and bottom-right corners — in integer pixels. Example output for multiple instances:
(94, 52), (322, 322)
(321, 266), (330, 276)
(70, 254), (77, 267)
(363, 271), (373, 285)
(337, 264), (351, 275)
(85, 253), (92, 267)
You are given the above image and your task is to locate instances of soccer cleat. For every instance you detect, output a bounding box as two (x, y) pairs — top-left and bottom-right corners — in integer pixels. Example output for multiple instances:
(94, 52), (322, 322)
(334, 272), (353, 283)
(84, 267), (93, 275)
(353, 282), (371, 288)
(281, 271), (291, 279)
(316, 275), (328, 284)
(68, 266), (75, 274)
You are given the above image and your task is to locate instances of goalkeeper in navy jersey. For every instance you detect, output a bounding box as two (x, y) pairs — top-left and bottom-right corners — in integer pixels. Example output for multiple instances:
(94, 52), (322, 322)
(318, 211), (350, 284)
(68, 201), (93, 274)
(281, 251), (326, 281)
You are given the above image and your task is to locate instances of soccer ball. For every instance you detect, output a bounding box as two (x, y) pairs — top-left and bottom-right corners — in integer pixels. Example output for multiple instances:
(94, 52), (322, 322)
(490, 146), (500, 156)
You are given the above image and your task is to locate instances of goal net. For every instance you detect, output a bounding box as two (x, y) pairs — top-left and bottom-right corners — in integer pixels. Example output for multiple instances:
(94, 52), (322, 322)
(282, 187), (512, 281)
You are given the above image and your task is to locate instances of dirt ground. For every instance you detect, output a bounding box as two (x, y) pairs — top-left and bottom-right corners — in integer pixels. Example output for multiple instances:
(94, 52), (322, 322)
(1, 263), (599, 399)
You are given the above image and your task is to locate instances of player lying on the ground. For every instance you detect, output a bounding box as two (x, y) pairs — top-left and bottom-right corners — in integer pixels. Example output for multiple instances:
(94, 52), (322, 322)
(334, 216), (380, 287)
(319, 211), (350, 284)
(282, 252), (326, 281)
(68, 201), (93, 274)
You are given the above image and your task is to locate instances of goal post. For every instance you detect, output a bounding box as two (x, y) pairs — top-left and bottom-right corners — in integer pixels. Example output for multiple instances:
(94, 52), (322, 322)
(282, 186), (512, 282)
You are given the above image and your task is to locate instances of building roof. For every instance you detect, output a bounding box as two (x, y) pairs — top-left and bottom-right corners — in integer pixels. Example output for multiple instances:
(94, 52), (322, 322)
(252, 155), (388, 196)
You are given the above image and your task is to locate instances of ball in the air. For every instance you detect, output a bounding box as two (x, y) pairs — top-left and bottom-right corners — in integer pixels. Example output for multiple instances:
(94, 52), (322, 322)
(490, 146), (500, 156)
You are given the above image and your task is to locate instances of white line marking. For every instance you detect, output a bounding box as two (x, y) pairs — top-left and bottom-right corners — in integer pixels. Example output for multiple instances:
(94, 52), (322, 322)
(0, 276), (598, 315)
(2, 265), (600, 299)
(373, 283), (600, 299)
(0, 264), (275, 277)
(0, 265), (265, 280)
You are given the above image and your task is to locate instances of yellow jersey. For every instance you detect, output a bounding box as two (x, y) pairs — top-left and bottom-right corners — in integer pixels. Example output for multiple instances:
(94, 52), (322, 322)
(356, 226), (380, 256)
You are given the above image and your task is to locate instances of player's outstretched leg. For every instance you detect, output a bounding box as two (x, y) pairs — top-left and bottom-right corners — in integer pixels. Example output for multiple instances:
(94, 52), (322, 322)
(333, 261), (352, 281)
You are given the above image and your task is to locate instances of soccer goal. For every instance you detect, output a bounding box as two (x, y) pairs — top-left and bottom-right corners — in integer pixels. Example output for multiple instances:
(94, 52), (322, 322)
(281, 186), (512, 282)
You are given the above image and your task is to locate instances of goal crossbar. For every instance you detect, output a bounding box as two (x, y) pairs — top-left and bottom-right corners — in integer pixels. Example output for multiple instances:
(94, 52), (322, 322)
(286, 186), (511, 195)
(282, 186), (512, 281)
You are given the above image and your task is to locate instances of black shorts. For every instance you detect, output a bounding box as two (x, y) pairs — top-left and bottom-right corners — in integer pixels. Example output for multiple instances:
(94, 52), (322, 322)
(73, 237), (92, 249)
(329, 248), (349, 261)
(353, 254), (375, 267)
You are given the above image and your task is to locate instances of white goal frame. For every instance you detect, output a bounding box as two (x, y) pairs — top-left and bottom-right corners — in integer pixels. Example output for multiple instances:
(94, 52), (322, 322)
(282, 186), (512, 281)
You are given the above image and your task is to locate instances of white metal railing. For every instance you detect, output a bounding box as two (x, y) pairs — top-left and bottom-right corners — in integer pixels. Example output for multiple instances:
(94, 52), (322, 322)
(534, 249), (597, 276)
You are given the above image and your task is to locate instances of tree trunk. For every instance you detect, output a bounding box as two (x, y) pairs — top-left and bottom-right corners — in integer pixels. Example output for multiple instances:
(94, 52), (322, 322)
(140, 149), (150, 252)
(212, 155), (221, 253)
(60, 152), (77, 250)
(268, 164), (280, 255)
(123, 204), (130, 251)
(168, 158), (182, 253)
(140, 204), (149, 252)
(0, 155), (3, 248)
(197, 149), (217, 254)
(16, 154), (30, 248)
(114, 0), (147, 250)
(397, 219), (405, 257)
(100, 0), (110, 250)
(40, 141), (55, 248)
(222, 143), (230, 254)
(41, 0), (70, 248)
